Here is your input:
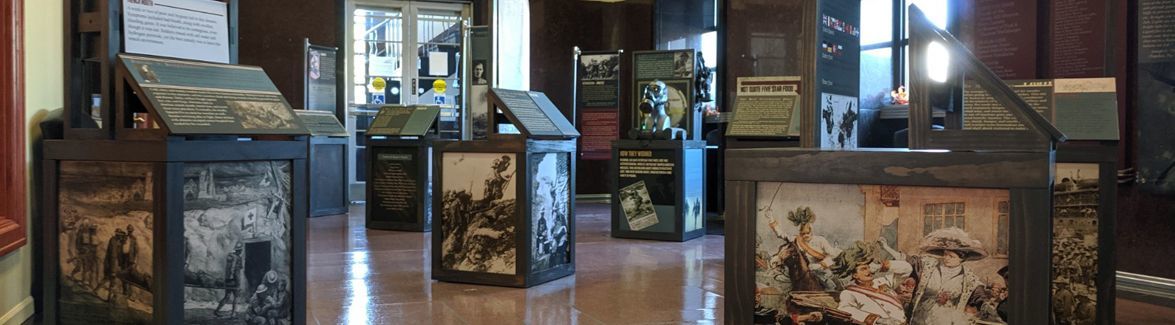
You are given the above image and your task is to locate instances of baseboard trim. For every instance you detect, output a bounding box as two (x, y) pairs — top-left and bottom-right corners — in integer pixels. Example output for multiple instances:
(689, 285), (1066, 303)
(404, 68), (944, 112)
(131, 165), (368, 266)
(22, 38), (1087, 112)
(576, 194), (610, 204)
(1118, 271), (1175, 307)
(0, 296), (33, 325)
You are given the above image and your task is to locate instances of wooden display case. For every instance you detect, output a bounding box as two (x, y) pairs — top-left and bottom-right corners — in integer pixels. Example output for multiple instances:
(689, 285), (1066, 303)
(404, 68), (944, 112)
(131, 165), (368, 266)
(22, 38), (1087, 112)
(610, 139), (706, 242)
(364, 106), (442, 231)
(431, 89), (579, 288)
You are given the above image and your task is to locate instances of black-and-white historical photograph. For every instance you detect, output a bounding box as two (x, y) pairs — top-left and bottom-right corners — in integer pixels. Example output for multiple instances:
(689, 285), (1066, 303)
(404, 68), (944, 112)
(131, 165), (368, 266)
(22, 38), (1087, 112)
(820, 92), (859, 149)
(1052, 163), (1100, 325)
(673, 51), (694, 78)
(441, 153), (518, 274)
(228, 100), (300, 130)
(620, 181), (659, 231)
(182, 161), (293, 325)
(530, 153), (571, 272)
(580, 54), (619, 81)
(58, 162), (155, 324)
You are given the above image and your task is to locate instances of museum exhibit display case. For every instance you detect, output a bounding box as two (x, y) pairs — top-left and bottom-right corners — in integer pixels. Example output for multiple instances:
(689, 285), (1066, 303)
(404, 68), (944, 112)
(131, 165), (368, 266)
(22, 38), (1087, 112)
(610, 140), (706, 242)
(296, 110), (348, 217)
(41, 2), (308, 324)
(432, 88), (579, 288)
(364, 106), (442, 232)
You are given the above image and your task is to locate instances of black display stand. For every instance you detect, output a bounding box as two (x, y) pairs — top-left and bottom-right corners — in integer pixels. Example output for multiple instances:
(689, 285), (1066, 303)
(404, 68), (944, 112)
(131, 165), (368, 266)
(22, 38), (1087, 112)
(431, 89), (579, 288)
(42, 55), (308, 324)
(364, 106), (442, 231)
(609, 140), (706, 242)
(297, 110), (349, 217)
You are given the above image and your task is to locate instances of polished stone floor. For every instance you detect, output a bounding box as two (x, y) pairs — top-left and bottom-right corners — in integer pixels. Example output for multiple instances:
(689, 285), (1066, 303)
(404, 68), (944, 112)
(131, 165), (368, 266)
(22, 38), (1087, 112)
(306, 203), (1175, 324)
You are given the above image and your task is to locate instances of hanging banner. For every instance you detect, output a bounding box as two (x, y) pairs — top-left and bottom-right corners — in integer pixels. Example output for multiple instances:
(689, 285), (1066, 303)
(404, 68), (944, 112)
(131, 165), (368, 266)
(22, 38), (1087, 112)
(304, 41), (338, 112)
(576, 50), (622, 160)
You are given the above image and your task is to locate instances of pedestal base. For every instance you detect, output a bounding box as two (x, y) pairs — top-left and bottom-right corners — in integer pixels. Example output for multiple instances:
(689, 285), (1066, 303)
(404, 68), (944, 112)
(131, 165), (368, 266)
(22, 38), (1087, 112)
(610, 139), (706, 242)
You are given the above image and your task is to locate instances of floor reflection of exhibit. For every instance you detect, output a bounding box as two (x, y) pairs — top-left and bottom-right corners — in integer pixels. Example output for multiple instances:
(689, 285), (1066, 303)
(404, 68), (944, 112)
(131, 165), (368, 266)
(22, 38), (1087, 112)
(58, 162), (155, 323)
(441, 153), (518, 274)
(530, 153), (571, 272)
(754, 183), (1011, 325)
(182, 161), (293, 325)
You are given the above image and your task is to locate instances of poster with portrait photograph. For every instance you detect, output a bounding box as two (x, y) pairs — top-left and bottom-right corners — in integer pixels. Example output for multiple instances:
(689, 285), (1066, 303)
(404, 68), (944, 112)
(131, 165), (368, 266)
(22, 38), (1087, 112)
(530, 153), (571, 272)
(58, 161), (155, 324)
(1052, 163), (1100, 324)
(753, 182), (1010, 325)
(181, 161), (293, 325)
(305, 44), (338, 112)
(819, 92), (858, 149)
(440, 153), (518, 274)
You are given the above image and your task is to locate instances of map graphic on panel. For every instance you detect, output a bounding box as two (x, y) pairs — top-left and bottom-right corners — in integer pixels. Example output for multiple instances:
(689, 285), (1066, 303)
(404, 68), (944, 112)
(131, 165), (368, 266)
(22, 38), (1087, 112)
(753, 183), (1010, 325)
(182, 161), (293, 325)
(58, 162), (155, 324)
(440, 153), (518, 274)
(1052, 163), (1100, 324)
(530, 153), (571, 272)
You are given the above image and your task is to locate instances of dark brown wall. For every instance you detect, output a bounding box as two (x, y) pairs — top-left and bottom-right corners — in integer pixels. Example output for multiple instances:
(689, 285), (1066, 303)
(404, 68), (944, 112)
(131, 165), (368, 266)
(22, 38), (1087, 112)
(722, 0), (807, 113)
(237, 0), (343, 108)
(529, 0), (655, 195)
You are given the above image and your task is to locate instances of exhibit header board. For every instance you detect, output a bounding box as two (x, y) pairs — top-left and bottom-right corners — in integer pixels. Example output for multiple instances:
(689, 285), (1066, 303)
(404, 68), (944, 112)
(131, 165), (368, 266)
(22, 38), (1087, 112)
(122, 0), (231, 63)
(727, 76), (803, 138)
(487, 89), (580, 140)
(294, 110), (347, 137)
(575, 49), (622, 160)
(367, 106), (441, 137)
(117, 54), (309, 136)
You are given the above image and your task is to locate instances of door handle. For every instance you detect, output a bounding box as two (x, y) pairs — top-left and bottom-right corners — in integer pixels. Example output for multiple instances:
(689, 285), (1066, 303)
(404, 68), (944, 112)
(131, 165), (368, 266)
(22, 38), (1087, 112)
(412, 78), (418, 95)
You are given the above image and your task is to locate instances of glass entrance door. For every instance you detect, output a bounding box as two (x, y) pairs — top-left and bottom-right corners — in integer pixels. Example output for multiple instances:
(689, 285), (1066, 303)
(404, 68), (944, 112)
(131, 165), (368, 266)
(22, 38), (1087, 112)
(348, 1), (469, 202)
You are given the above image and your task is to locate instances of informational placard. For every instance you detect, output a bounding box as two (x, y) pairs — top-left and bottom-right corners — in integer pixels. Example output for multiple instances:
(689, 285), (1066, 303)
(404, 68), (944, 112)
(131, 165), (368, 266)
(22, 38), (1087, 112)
(963, 78), (1118, 140)
(122, 0), (230, 63)
(1137, 0), (1175, 193)
(727, 76), (802, 138)
(576, 50), (621, 160)
(1051, 0), (1108, 77)
(815, 0), (860, 148)
(467, 26), (493, 140)
(963, 80), (1054, 131)
(294, 110), (347, 137)
(367, 106), (440, 136)
(631, 50), (697, 139)
(968, 0), (1038, 79)
(370, 147), (422, 224)
(119, 55), (308, 135)
(490, 89), (580, 139)
(305, 43), (338, 112)
(617, 150), (676, 233)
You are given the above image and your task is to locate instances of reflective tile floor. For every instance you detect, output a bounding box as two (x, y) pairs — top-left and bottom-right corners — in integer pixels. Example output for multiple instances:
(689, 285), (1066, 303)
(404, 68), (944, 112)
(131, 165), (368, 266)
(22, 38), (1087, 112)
(306, 203), (1175, 324)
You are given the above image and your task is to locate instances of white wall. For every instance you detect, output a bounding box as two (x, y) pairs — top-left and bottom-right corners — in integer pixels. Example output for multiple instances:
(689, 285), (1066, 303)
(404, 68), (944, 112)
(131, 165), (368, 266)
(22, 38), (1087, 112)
(0, 0), (63, 323)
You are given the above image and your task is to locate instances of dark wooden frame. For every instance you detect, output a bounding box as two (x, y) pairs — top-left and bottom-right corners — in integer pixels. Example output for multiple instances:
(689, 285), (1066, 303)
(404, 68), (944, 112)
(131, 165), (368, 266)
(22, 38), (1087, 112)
(63, 0), (240, 140)
(1055, 141), (1118, 325)
(308, 135), (349, 217)
(609, 139), (706, 242)
(906, 5), (1066, 151)
(724, 148), (1055, 325)
(629, 49), (702, 141)
(41, 139), (309, 325)
(0, 0), (26, 257)
(365, 138), (435, 231)
(431, 139), (577, 288)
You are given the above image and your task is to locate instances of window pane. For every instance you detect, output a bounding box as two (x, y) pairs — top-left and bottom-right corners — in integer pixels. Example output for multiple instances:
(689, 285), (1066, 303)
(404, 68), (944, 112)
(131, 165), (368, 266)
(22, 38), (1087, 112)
(860, 0), (893, 45)
(861, 48), (893, 108)
(906, 0), (949, 34)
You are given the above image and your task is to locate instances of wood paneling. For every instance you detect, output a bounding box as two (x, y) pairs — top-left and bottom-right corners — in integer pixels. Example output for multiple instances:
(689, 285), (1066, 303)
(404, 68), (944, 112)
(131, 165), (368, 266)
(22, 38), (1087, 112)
(0, 0), (26, 257)
(237, 0), (342, 108)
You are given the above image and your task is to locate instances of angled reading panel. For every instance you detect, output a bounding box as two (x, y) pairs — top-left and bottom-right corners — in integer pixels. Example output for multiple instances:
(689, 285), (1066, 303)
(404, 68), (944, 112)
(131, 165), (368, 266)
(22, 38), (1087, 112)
(115, 54), (310, 139)
(367, 105), (440, 137)
(487, 88), (581, 140)
(294, 110), (348, 137)
(907, 5), (1066, 151)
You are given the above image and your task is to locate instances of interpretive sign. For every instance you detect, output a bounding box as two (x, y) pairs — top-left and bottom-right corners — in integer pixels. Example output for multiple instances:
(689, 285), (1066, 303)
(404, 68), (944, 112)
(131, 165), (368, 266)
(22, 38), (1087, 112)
(631, 50), (698, 140)
(367, 106), (440, 137)
(968, 0), (1037, 79)
(727, 76), (802, 138)
(294, 110), (347, 137)
(1135, 0), (1175, 193)
(1051, 0), (1108, 77)
(370, 147), (424, 225)
(617, 149), (676, 233)
(467, 26), (493, 139)
(118, 54), (308, 135)
(122, 0), (230, 63)
(576, 50), (622, 160)
(305, 43), (338, 112)
(963, 78), (1118, 140)
(815, 0), (861, 149)
(488, 89), (580, 139)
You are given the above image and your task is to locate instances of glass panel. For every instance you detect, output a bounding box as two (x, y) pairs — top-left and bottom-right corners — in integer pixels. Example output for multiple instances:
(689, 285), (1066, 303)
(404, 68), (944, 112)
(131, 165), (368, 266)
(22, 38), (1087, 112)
(908, 0), (949, 29)
(352, 7), (405, 107)
(860, 0), (894, 45)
